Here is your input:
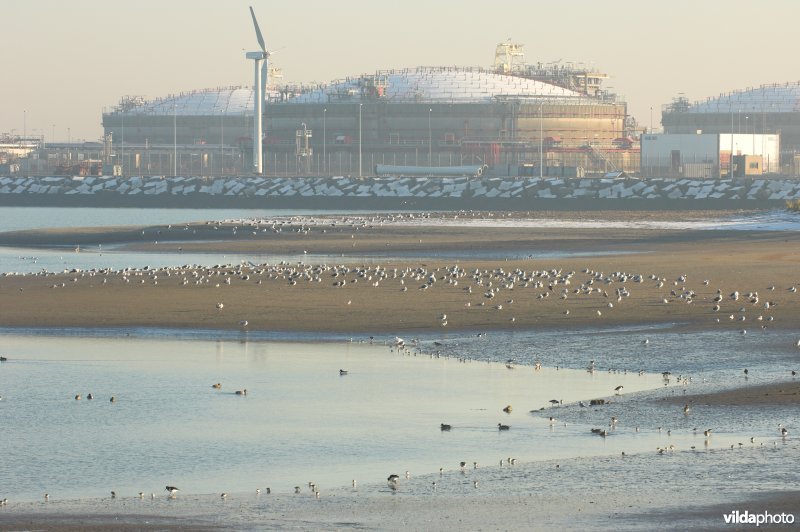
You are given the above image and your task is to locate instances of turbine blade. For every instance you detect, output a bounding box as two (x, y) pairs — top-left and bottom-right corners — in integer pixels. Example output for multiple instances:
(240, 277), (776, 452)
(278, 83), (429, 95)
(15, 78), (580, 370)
(249, 6), (267, 53)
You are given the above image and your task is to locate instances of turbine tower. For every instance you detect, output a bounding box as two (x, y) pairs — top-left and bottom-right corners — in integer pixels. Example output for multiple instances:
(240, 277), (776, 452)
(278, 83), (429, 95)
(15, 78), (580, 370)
(246, 6), (269, 174)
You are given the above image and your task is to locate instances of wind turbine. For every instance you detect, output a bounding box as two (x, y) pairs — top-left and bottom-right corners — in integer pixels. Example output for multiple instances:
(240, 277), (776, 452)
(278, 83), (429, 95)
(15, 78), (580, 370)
(246, 6), (269, 174)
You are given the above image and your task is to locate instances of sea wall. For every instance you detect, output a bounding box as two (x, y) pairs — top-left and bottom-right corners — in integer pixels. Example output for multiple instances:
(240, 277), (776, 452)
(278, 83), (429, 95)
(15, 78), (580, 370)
(1, 175), (799, 210)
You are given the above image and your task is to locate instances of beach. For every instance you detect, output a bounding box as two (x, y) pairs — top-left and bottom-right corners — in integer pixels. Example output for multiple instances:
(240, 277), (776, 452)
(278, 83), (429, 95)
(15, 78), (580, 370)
(1, 209), (799, 531)
(0, 212), (799, 333)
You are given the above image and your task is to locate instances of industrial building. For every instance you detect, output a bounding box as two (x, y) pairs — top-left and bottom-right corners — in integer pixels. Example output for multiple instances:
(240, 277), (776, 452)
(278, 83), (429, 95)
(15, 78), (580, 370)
(641, 133), (780, 178)
(100, 42), (636, 177)
(661, 82), (800, 174)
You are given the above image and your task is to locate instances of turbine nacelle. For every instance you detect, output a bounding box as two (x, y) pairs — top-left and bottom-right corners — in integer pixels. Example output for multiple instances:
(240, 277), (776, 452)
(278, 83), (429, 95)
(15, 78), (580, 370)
(245, 51), (268, 60)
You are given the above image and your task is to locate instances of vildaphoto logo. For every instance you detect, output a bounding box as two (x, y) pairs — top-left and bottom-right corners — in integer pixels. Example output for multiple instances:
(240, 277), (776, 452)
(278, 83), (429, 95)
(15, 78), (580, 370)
(723, 510), (795, 526)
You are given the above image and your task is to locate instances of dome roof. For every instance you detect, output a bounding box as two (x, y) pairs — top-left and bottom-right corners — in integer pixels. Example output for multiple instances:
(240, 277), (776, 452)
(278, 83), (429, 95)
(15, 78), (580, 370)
(111, 87), (263, 117)
(683, 82), (800, 114)
(288, 67), (588, 104)
(111, 67), (596, 118)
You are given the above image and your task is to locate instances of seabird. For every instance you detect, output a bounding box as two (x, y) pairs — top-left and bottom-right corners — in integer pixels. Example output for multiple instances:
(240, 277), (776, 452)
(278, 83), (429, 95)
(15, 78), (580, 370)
(387, 474), (400, 489)
(498, 423), (510, 431)
(440, 423), (452, 431)
(235, 389), (247, 396)
(339, 369), (348, 375)
(165, 486), (179, 495)
(502, 404), (512, 413)
(614, 385), (624, 394)
(212, 383), (221, 389)
(111, 491), (116, 498)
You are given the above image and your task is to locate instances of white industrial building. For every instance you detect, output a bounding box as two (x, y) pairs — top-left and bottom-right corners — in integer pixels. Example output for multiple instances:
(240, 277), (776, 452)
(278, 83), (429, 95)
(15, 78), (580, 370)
(640, 133), (779, 178)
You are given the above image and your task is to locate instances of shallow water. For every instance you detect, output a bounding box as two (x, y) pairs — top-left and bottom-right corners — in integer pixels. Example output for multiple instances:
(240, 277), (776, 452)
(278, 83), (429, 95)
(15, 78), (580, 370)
(2, 207), (798, 274)
(1, 327), (797, 503)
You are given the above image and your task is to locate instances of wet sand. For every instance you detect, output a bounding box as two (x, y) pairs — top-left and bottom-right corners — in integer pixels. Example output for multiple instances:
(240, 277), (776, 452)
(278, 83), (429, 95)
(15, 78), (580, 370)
(0, 215), (798, 334)
(1, 476), (796, 531)
(665, 381), (800, 407)
(1, 210), (798, 530)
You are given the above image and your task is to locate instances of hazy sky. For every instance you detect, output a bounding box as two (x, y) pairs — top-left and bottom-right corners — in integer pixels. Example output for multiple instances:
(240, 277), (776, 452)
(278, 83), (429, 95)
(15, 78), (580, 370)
(4, 0), (798, 142)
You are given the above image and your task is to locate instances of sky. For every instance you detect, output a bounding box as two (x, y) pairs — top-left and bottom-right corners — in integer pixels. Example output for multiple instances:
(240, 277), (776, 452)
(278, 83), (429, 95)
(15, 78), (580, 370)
(3, 0), (799, 142)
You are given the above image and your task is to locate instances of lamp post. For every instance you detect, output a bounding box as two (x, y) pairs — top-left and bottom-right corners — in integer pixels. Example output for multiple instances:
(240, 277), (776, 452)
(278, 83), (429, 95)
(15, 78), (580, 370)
(121, 111), (125, 177)
(649, 106), (653, 133)
(539, 103), (543, 178)
(23, 110), (26, 139)
(219, 112), (224, 176)
(358, 103), (362, 178)
(323, 107), (327, 175)
(428, 108), (432, 166)
(173, 104), (177, 176)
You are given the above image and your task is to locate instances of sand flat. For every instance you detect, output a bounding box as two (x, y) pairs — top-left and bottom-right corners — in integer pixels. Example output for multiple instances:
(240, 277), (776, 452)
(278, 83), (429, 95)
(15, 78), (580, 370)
(0, 220), (798, 333)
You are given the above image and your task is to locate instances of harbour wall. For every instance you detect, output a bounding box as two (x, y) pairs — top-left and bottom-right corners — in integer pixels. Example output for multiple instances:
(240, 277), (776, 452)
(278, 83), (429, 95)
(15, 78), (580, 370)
(1, 175), (799, 210)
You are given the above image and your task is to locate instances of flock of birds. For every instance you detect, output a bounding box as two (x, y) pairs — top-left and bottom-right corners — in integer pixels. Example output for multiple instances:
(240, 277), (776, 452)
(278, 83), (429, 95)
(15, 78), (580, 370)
(3, 213), (800, 337)
(1, 213), (799, 506)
